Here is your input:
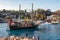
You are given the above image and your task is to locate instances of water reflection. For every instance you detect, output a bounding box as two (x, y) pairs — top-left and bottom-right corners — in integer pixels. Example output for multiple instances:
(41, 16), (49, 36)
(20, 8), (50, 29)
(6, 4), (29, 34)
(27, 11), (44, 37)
(0, 23), (60, 40)
(8, 28), (38, 37)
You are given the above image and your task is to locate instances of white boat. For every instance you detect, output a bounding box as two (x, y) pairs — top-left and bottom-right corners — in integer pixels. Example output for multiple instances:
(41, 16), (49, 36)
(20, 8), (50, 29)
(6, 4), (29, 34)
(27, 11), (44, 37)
(35, 20), (44, 25)
(51, 20), (59, 24)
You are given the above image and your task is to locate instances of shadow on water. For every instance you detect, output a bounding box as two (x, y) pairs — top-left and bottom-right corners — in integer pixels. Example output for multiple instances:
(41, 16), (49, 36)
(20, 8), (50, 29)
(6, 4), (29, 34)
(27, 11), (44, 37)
(7, 27), (39, 37)
(0, 23), (48, 38)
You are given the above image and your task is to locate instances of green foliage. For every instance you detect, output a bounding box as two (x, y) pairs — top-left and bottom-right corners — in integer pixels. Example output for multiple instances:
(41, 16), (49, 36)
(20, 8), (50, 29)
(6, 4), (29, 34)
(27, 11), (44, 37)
(20, 14), (24, 19)
(36, 9), (45, 14)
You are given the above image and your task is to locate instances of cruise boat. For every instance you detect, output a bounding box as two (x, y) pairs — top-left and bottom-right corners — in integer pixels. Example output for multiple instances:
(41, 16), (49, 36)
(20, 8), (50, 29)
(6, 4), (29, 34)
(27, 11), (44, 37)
(51, 19), (59, 24)
(9, 19), (39, 30)
(49, 15), (60, 24)
(51, 20), (59, 24)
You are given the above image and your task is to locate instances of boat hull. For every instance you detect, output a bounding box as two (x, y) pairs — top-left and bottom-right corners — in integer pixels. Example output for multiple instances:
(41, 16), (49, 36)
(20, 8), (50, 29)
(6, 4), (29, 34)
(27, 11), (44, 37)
(51, 22), (59, 24)
(51, 23), (59, 24)
(9, 25), (38, 30)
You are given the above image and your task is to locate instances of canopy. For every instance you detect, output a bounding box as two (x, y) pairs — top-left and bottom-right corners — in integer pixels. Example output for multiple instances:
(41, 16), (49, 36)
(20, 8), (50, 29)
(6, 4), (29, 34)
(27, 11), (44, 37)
(24, 17), (29, 21)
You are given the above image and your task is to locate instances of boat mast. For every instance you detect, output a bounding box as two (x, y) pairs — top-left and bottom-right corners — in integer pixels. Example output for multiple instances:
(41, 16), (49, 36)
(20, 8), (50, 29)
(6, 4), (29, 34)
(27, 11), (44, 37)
(32, 3), (33, 14)
(18, 4), (21, 21)
(19, 4), (21, 15)
(31, 3), (34, 21)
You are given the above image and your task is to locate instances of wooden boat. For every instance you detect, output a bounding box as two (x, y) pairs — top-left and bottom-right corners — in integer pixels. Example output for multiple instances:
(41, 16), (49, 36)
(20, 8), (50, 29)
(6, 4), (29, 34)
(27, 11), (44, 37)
(9, 19), (38, 30)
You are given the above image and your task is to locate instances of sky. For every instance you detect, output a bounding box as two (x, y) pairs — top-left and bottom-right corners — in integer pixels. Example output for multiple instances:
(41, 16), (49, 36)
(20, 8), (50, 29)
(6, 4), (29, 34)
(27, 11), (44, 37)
(0, 0), (60, 11)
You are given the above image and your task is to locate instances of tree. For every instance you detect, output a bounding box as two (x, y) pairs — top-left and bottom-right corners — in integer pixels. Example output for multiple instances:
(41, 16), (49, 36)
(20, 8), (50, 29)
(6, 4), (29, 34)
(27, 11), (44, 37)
(55, 10), (60, 14)
(45, 9), (52, 16)
(2, 9), (6, 12)
(36, 9), (45, 14)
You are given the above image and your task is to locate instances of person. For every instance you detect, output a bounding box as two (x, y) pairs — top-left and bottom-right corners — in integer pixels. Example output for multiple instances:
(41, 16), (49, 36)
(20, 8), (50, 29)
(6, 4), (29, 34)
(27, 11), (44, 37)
(16, 15), (19, 19)
(9, 19), (12, 26)
(26, 33), (28, 37)
(38, 35), (39, 40)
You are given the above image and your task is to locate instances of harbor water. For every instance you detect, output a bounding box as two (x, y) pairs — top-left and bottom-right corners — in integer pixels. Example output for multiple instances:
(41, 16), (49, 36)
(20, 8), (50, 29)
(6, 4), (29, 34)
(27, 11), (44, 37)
(0, 23), (60, 40)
